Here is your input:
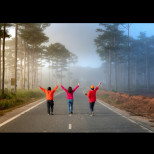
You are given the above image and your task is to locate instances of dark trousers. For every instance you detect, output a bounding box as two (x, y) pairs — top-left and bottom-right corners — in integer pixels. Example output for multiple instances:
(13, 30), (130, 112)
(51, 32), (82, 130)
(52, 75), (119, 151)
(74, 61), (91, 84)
(47, 100), (54, 114)
(89, 102), (95, 112)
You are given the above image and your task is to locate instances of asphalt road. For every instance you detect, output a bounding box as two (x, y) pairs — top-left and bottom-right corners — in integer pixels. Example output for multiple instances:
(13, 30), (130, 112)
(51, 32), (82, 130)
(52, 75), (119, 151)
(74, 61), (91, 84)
(0, 91), (153, 133)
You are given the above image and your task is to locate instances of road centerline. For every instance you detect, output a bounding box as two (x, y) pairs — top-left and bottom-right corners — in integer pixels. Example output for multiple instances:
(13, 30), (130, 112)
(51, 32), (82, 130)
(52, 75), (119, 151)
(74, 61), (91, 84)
(69, 124), (72, 129)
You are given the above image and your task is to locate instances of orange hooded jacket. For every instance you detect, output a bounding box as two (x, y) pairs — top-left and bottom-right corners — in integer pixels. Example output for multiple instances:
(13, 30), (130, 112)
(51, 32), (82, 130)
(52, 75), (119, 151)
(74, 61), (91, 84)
(40, 85), (58, 100)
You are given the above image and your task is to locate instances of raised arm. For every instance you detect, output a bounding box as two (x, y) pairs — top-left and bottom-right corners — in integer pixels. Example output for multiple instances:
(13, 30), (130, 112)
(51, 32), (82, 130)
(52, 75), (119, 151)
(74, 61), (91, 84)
(97, 82), (102, 87)
(95, 82), (102, 91)
(39, 86), (46, 93)
(73, 83), (79, 92)
(61, 85), (68, 93)
(53, 83), (59, 92)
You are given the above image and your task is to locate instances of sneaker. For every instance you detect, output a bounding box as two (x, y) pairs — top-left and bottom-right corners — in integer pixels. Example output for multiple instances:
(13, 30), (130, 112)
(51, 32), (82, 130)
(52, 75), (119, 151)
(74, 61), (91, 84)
(90, 112), (94, 116)
(71, 112), (73, 114)
(48, 114), (50, 115)
(51, 113), (54, 115)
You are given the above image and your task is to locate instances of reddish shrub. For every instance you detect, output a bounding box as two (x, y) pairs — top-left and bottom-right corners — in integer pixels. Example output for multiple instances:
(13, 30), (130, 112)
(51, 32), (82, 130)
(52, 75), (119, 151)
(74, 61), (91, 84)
(97, 90), (154, 120)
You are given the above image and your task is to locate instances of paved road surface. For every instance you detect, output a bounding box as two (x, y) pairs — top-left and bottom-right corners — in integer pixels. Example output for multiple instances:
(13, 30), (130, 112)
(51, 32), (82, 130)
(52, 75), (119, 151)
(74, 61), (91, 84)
(0, 91), (153, 133)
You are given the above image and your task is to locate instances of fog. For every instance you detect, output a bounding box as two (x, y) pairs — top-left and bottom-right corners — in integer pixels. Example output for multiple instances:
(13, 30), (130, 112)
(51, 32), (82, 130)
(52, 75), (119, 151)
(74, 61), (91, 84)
(44, 23), (102, 68)
(1, 23), (154, 96)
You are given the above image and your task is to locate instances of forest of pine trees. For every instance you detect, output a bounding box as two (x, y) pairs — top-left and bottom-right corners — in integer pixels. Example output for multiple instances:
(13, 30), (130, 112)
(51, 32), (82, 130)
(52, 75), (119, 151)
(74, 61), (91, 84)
(1, 23), (154, 98)
(0, 23), (78, 98)
(94, 23), (154, 95)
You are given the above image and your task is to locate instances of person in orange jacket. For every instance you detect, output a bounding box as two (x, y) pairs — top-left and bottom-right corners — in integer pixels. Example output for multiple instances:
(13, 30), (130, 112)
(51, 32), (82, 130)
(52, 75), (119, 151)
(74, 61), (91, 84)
(39, 83), (59, 115)
(86, 82), (102, 116)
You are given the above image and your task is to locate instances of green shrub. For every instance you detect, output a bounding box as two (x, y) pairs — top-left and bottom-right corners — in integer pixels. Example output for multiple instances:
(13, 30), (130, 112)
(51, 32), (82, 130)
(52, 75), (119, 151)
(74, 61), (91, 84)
(0, 89), (45, 111)
(112, 89), (117, 93)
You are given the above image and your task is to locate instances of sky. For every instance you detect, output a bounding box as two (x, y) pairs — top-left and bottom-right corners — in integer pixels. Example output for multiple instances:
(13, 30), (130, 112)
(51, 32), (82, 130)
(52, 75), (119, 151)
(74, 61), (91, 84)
(8, 23), (154, 68)
(125, 23), (154, 38)
(44, 23), (154, 68)
(44, 23), (102, 68)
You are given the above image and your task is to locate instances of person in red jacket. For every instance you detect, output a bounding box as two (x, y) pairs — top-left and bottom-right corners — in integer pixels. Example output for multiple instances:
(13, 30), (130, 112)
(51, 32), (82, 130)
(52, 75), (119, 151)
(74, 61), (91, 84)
(87, 82), (102, 116)
(39, 83), (59, 115)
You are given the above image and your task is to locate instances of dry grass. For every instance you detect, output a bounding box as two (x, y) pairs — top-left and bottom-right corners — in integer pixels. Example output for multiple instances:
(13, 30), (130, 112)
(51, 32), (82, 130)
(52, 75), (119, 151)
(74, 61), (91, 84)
(97, 90), (154, 120)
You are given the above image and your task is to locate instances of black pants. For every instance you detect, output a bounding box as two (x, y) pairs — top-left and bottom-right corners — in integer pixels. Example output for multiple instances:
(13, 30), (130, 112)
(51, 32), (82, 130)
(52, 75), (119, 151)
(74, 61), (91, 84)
(47, 100), (54, 114)
(89, 102), (95, 112)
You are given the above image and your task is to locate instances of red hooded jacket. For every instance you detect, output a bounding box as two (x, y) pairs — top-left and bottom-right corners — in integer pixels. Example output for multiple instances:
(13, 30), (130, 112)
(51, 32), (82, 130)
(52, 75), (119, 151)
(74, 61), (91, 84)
(87, 86), (99, 103)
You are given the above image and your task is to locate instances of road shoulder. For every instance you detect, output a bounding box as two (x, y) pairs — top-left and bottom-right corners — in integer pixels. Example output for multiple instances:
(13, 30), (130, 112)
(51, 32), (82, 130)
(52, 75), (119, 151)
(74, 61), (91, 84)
(97, 98), (154, 132)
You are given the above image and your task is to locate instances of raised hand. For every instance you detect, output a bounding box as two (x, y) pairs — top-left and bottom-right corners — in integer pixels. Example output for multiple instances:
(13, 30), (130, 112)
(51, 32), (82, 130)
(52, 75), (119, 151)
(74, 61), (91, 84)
(98, 82), (102, 87)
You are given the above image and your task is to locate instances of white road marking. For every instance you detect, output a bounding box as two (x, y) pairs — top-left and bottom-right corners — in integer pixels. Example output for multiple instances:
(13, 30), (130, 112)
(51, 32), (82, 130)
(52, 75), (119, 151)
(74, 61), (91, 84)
(0, 100), (45, 128)
(97, 99), (153, 133)
(69, 124), (72, 129)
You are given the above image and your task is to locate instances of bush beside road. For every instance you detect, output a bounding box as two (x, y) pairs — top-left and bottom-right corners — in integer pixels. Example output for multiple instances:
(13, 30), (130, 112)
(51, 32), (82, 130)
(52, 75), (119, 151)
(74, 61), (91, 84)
(0, 89), (62, 116)
(96, 90), (154, 122)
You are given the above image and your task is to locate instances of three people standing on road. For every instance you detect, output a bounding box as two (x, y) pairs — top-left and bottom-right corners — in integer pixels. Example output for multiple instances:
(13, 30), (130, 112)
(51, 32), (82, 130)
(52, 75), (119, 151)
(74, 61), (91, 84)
(39, 81), (102, 116)
(39, 83), (59, 115)
(61, 83), (79, 115)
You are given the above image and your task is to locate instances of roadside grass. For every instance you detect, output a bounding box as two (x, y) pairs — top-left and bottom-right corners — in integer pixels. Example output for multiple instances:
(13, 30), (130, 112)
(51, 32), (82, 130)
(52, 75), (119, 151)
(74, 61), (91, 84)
(0, 89), (61, 116)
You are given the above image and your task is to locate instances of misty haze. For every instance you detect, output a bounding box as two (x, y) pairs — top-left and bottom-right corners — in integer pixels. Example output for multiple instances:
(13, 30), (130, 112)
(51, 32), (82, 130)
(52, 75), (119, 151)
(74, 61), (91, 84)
(0, 23), (154, 133)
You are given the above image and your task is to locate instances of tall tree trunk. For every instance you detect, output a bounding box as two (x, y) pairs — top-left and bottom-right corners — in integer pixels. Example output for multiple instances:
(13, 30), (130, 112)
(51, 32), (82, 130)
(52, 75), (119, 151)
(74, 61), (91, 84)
(51, 60), (53, 87)
(23, 40), (26, 90)
(105, 63), (108, 89)
(15, 24), (18, 92)
(56, 59), (57, 85)
(34, 51), (38, 88)
(145, 43), (149, 92)
(40, 51), (42, 86)
(51, 59), (54, 86)
(108, 49), (111, 91)
(49, 57), (50, 85)
(128, 23), (130, 93)
(33, 52), (36, 88)
(2, 23), (5, 96)
(36, 66), (38, 88)
(27, 48), (30, 90)
(31, 48), (35, 89)
(113, 33), (117, 91)
(20, 54), (23, 89)
(33, 48), (37, 89)
(135, 54), (137, 90)
(115, 51), (117, 91)
(5, 66), (7, 89)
